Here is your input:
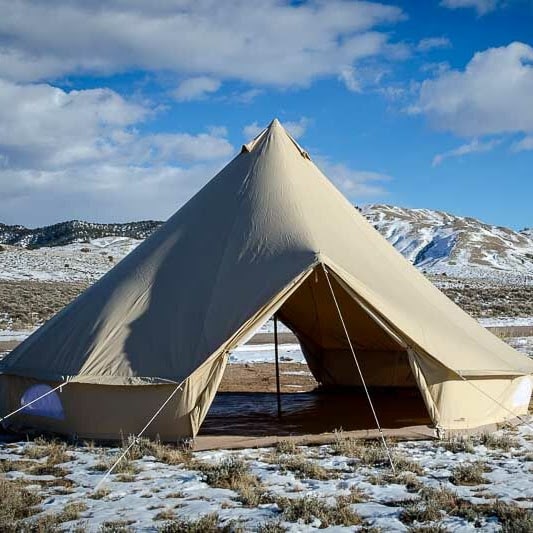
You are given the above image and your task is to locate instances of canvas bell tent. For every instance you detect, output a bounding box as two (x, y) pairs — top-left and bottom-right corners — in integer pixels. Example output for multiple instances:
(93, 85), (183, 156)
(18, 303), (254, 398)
(1, 119), (532, 442)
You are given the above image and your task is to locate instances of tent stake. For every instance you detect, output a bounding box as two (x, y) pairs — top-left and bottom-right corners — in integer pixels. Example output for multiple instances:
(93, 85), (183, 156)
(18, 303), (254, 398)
(274, 313), (282, 418)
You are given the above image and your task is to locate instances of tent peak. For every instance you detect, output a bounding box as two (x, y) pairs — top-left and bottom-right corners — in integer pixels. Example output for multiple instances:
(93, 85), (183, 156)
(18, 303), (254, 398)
(241, 118), (310, 160)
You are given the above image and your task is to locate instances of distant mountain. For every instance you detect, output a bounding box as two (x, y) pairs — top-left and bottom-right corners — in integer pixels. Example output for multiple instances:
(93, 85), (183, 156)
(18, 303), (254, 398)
(362, 204), (533, 279)
(1, 205), (531, 282)
(0, 220), (162, 248)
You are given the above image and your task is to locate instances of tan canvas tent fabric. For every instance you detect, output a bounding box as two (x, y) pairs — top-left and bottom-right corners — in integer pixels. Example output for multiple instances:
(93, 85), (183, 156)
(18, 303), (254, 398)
(1, 119), (532, 440)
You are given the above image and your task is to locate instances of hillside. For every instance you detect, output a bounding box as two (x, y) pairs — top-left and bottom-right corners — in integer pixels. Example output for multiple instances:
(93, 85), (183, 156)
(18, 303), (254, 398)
(0, 220), (161, 248)
(362, 204), (533, 281)
(0, 205), (531, 283)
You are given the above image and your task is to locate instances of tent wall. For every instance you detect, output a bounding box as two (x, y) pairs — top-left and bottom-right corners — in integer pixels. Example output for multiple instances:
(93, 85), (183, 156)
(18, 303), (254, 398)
(408, 351), (532, 431)
(0, 354), (227, 441)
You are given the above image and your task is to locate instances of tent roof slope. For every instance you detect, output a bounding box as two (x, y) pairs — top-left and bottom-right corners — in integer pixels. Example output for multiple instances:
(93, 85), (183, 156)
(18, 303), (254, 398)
(1, 119), (532, 384)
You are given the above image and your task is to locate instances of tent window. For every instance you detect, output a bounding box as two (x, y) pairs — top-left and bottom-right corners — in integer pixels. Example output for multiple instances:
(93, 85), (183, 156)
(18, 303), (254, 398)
(20, 384), (65, 420)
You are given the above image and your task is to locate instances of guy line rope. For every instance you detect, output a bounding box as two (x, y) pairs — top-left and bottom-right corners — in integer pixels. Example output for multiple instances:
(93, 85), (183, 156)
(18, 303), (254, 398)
(95, 378), (187, 491)
(322, 264), (533, 443)
(322, 264), (396, 474)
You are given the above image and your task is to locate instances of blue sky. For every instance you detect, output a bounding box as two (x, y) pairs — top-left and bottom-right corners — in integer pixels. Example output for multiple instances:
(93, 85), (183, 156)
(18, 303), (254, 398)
(0, 0), (532, 229)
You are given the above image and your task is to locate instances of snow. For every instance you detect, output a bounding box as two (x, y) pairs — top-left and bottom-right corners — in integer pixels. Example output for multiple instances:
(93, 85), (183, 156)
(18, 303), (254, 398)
(477, 317), (533, 327)
(0, 237), (140, 282)
(0, 328), (36, 342)
(229, 344), (305, 364)
(1, 423), (532, 531)
(507, 337), (533, 357)
(362, 204), (533, 283)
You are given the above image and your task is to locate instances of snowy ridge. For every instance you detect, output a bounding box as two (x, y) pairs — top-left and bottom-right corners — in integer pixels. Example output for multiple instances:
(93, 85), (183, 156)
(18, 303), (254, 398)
(0, 220), (160, 248)
(1, 205), (532, 282)
(362, 204), (533, 281)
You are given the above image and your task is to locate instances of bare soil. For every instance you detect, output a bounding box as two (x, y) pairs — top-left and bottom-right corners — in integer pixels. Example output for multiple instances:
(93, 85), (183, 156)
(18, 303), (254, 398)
(0, 281), (88, 329)
(218, 362), (316, 393)
(1, 277), (532, 331)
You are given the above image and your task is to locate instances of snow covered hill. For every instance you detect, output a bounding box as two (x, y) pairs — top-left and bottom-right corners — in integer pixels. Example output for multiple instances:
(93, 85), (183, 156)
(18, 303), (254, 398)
(362, 204), (533, 281)
(0, 237), (141, 282)
(0, 205), (531, 282)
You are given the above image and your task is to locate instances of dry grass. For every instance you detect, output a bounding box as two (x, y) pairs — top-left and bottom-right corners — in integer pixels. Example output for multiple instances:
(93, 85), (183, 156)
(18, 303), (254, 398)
(274, 439), (299, 455)
(479, 433), (518, 451)
(256, 520), (287, 533)
(158, 513), (220, 533)
(0, 478), (43, 530)
(23, 438), (72, 464)
(0, 280), (87, 328)
(439, 280), (533, 318)
(400, 486), (459, 524)
(392, 453), (425, 476)
(494, 501), (533, 532)
(441, 435), (475, 454)
(57, 501), (88, 522)
(90, 446), (141, 478)
(90, 487), (111, 500)
(26, 501), (89, 530)
(449, 462), (487, 485)
(275, 495), (362, 527)
(332, 432), (390, 465)
(0, 455), (70, 478)
(99, 519), (136, 532)
(153, 508), (177, 521)
(277, 455), (333, 480)
(337, 486), (367, 504)
(192, 456), (266, 507)
(396, 472), (424, 493)
(407, 526), (448, 533)
(122, 437), (192, 465)
(399, 485), (531, 529)
(90, 457), (139, 476)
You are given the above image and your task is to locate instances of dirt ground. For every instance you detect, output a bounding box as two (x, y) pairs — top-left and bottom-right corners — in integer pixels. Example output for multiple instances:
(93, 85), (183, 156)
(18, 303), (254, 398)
(218, 362), (317, 393)
(1, 276), (533, 331)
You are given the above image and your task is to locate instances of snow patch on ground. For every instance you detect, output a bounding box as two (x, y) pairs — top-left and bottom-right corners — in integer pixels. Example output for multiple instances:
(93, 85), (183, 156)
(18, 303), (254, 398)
(229, 344), (305, 364)
(1, 423), (532, 531)
(477, 317), (533, 327)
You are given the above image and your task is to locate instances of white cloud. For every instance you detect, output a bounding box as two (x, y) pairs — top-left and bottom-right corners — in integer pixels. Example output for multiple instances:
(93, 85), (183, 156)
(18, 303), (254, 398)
(0, 0), (405, 87)
(0, 79), (147, 170)
(0, 163), (224, 226)
(243, 122), (264, 140)
(440, 0), (501, 15)
(0, 78), (234, 225)
(283, 118), (311, 139)
(339, 67), (363, 93)
(229, 88), (263, 104)
(417, 37), (451, 52)
(243, 118), (310, 141)
(412, 42), (533, 137)
(317, 159), (392, 197)
(432, 138), (501, 166)
(512, 136), (533, 152)
(172, 77), (221, 102)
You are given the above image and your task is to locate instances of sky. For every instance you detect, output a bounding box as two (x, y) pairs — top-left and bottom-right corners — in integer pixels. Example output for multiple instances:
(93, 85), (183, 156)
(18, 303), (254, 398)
(0, 0), (532, 230)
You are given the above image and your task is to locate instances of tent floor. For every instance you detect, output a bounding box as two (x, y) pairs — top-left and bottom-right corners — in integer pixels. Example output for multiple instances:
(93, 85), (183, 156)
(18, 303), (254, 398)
(195, 388), (434, 451)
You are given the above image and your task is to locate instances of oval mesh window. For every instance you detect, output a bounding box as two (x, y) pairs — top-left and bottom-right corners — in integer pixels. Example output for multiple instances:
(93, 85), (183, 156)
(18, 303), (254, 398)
(20, 384), (65, 420)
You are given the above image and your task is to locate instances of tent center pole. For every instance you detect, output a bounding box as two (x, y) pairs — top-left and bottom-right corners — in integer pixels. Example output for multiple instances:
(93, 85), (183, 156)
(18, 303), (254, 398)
(274, 313), (282, 418)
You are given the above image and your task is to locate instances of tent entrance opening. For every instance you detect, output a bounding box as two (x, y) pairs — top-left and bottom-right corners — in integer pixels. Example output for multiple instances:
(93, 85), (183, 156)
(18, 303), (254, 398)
(200, 266), (432, 437)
